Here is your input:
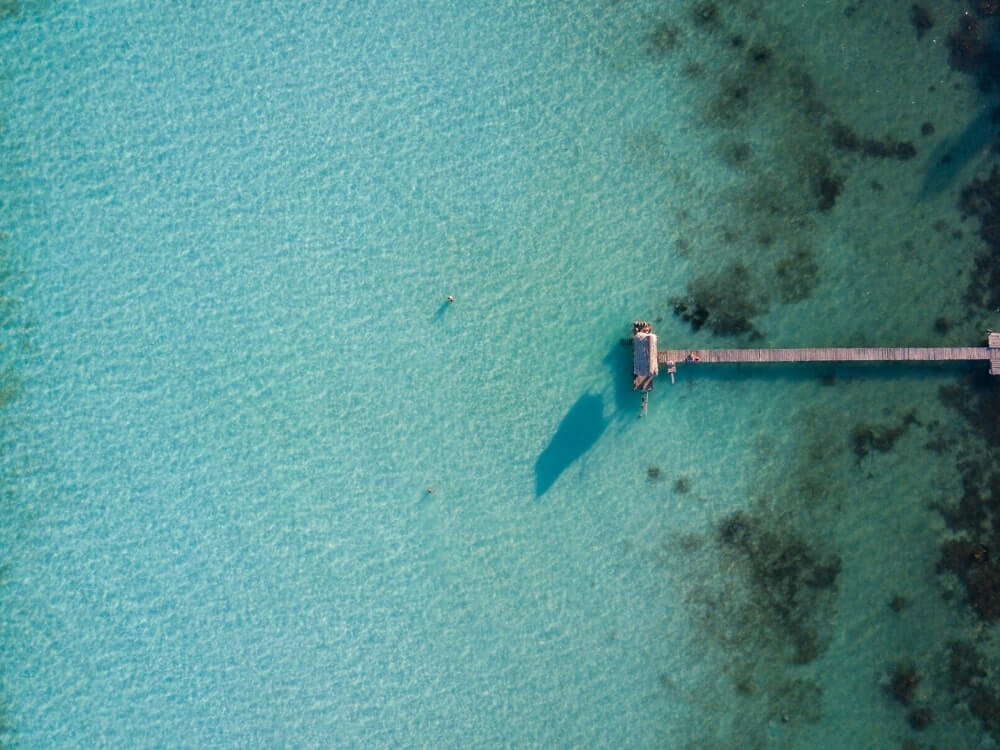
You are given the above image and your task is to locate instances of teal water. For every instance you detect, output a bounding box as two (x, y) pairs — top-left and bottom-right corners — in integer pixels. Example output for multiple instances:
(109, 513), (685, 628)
(2, 0), (1000, 747)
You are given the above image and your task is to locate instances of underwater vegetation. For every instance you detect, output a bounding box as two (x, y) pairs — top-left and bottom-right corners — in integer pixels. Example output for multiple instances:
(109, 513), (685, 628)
(670, 262), (767, 338)
(882, 661), (933, 730)
(807, 155), (844, 212)
(946, 5), (1000, 91)
(932, 436), (1000, 622)
(689, 0), (720, 31)
(885, 661), (921, 705)
(657, 402), (851, 741)
(773, 248), (819, 303)
(960, 165), (1000, 312)
(644, 21), (681, 59)
(933, 381), (1000, 621)
(933, 371), (1000, 731)
(907, 705), (934, 730)
(670, 248), (820, 339)
(930, 373), (1000, 740)
(829, 120), (917, 161)
(639, 0), (961, 350)
(944, 82), (1000, 731)
(938, 535), (1000, 620)
(630, 0), (1000, 742)
(672, 499), (840, 743)
(717, 139), (752, 169)
(712, 510), (842, 665)
(946, 639), (1000, 739)
(949, 641), (1000, 732)
(647, 25), (870, 336)
(938, 376), (1000, 449)
(889, 594), (910, 612)
(950, 11), (989, 74)
(850, 410), (918, 461)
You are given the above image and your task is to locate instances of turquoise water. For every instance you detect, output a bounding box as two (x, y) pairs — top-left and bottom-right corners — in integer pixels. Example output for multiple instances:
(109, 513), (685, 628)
(2, 0), (1000, 747)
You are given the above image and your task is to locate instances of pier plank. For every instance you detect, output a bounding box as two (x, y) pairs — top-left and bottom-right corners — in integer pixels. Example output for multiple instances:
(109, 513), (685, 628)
(658, 346), (993, 365)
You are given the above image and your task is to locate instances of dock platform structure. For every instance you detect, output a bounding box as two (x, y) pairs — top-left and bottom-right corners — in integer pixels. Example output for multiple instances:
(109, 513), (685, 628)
(632, 321), (658, 391)
(632, 321), (660, 415)
(635, 328), (1000, 385)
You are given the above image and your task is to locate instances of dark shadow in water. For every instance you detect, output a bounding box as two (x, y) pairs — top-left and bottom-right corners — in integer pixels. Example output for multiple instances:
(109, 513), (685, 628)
(919, 14), (1000, 199)
(920, 103), (998, 198)
(671, 360), (982, 385)
(433, 300), (451, 320)
(535, 392), (608, 497)
(603, 340), (638, 417)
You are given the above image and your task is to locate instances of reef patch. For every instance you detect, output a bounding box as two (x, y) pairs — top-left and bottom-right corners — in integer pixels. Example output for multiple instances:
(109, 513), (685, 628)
(670, 262), (768, 338)
(773, 248), (819, 302)
(959, 165), (1000, 312)
(849, 410), (918, 460)
(644, 21), (682, 60)
(946, 640), (1000, 740)
(711, 509), (842, 665)
(829, 120), (917, 161)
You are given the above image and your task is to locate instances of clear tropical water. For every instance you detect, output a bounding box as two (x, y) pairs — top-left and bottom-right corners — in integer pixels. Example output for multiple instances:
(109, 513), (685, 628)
(2, 0), (1000, 747)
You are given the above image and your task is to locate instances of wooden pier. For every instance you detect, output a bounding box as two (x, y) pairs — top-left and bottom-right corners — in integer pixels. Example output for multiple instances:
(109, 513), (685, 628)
(632, 321), (658, 391)
(659, 345), (994, 366)
(632, 324), (1000, 390)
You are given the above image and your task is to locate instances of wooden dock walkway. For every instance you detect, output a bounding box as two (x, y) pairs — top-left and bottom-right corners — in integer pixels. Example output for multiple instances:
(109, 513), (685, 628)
(632, 323), (1000, 393)
(658, 346), (992, 365)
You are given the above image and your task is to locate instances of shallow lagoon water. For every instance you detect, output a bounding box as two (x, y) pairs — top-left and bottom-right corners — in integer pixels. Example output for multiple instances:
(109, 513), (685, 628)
(1, 0), (1000, 747)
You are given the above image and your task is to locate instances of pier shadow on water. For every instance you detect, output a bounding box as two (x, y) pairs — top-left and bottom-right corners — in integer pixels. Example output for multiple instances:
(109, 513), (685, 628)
(603, 341), (638, 417)
(676, 360), (981, 385)
(535, 393), (608, 497)
(920, 102), (998, 199)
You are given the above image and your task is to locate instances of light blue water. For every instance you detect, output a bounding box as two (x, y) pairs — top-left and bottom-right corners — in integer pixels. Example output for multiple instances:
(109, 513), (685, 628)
(1, 0), (999, 747)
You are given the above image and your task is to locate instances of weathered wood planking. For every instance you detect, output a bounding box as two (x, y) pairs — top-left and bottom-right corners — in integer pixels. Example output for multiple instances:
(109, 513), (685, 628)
(658, 347), (992, 365)
(633, 374), (655, 391)
(633, 321), (658, 391)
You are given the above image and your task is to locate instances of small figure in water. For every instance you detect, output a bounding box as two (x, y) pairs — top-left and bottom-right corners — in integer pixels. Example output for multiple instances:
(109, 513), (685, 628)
(447, 295), (455, 303)
(426, 486), (434, 494)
